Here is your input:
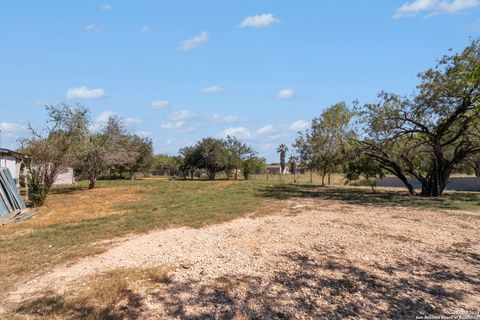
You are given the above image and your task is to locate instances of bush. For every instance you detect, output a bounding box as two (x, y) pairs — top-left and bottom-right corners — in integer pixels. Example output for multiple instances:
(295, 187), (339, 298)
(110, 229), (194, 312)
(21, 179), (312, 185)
(28, 179), (48, 206)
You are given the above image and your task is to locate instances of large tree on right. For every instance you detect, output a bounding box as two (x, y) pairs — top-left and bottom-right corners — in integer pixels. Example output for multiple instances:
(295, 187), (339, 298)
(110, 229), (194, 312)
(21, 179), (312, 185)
(359, 39), (480, 197)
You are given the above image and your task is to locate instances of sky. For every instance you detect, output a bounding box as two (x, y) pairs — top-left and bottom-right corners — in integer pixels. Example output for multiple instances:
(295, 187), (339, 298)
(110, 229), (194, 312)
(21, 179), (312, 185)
(0, 0), (479, 162)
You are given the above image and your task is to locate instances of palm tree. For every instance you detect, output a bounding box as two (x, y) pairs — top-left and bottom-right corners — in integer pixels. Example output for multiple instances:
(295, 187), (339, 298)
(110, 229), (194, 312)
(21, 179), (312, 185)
(288, 155), (298, 182)
(277, 144), (289, 174)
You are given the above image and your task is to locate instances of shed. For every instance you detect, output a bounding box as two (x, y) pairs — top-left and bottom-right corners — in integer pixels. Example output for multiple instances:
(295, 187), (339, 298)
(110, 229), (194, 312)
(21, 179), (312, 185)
(0, 148), (25, 185)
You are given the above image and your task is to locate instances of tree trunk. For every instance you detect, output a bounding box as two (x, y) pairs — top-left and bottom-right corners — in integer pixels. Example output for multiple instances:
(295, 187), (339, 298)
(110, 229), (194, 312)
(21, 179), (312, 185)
(208, 171), (216, 180)
(88, 178), (96, 190)
(475, 162), (480, 177)
(321, 172), (326, 187)
(419, 164), (450, 197)
(392, 172), (416, 196)
(328, 173), (331, 185)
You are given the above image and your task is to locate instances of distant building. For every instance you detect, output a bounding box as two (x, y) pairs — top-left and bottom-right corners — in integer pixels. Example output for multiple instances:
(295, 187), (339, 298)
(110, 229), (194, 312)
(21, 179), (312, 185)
(266, 164), (290, 175)
(53, 168), (76, 185)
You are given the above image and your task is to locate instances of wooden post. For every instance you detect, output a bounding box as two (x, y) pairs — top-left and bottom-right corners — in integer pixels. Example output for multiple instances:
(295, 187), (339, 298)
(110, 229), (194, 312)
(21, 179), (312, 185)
(310, 171), (313, 184)
(23, 164), (29, 202)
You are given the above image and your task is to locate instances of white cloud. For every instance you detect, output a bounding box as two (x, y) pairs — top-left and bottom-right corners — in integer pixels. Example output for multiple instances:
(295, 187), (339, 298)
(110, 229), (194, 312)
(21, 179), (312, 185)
(394, 0), (480, 18)
(141, 25), (150, 33)
(96, 111), (116, 123)
(89, 111), (115, 131)
(125, 117), (141, 125)
(168, 110), (195, 120)
(85, 23), (102, 32)
(200, 86), (226, 94)
(178, 31), (209, 51)
(101, 4), (112, 12)
(0, 122), (26, 135)
(160, 121), (196, 132)
(256, 125), (275, 135)
(137, 130), (152, 137)
(90, 111), (140, 131)
(239, 13), (280, 28)
(151, 100), (170, 109)
(67, 87), (107, 100)
(211, 113), (239, 124)
(0, 122), (27, 147)
(277, 88), (295, 100)
(222, 127), (252, 139)
(290, 120), (309, 131)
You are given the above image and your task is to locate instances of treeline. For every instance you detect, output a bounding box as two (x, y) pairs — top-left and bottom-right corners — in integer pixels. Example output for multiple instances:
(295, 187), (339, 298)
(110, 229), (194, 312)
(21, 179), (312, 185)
(20, 106), (266, 206)
(21, 106), (154, 205)
(292, 38), (480, 197)
(153, 137), (266, 180)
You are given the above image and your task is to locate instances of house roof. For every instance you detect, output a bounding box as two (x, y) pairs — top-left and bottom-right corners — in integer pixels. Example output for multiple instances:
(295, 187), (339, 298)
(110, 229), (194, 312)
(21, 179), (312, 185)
(0, 148), (25, 160)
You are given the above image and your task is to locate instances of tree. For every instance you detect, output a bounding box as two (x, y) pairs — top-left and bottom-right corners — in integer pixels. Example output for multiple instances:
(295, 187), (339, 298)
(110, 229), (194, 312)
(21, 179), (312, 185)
(242, 156), (266, 180)
(22, 104), (88, 205)
(358, 39), (480, 197)
(179, 138), (230, 180)
(100, 116), (153, 179)
(153, 154), (182, 176)
(277, 144), (289, 174)
(225, 136), (254, 179)
(125, 135), (154, 179)
(294, 102), (355, 186)
(288, 155), (298, 182)
(179, 146), (199, 179)
(77, 134), (107, 189)
(344, 155), (385, 192)
(463, 154), (480, 177)
(101, 116), (138, 178)
(197, 138), (229, 180)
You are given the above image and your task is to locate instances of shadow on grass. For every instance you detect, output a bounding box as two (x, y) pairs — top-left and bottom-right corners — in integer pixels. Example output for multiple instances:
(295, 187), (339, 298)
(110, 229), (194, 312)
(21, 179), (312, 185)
(258, 184), (480, 211)
(13, 250), (479, 319)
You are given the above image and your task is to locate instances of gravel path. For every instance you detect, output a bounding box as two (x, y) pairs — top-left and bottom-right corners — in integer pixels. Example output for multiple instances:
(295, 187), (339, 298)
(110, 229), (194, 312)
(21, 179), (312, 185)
(7, 198), (480, 318)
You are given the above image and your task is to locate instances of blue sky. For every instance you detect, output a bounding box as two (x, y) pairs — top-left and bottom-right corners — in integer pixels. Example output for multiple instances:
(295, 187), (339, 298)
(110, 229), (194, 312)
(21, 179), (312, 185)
(0, 0), (479, 161)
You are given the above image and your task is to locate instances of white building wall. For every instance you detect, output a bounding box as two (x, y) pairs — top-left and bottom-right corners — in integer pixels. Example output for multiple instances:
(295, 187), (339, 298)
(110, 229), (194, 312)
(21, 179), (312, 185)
(53, 168), (75, 185)
(0, 156), (20, 181)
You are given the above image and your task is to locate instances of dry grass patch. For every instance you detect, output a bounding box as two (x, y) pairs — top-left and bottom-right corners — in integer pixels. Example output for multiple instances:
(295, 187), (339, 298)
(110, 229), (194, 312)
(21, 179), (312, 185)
(7, 186), (149, 231)
(10, 266), (170, 320)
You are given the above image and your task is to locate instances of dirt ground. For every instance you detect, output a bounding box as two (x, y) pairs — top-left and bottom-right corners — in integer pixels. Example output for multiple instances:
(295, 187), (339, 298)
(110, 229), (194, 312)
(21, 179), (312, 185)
(5, 198), (480, 319)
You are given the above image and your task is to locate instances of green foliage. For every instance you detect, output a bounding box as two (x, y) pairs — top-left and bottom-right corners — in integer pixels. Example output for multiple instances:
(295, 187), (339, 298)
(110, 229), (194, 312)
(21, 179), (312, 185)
(22, 104), (89, 202)
(344, 156), (384, 192)
(358, 38), (480, 197)
(99, 116), (154, 179)
(225, 136), (254, 179)
(242, 156), (266, 179)
(28, 173), (48, 206)
(294, 102), (355, 185)
(77, 135), (107, 189)
(179, 136), (258, 180)
(153, 154), (183, 176)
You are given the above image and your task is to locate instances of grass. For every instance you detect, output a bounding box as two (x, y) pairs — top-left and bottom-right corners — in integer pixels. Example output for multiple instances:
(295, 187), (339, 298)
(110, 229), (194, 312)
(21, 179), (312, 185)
(0, 178), (280, 297)
(259, 183), (480, 212)
(1, 174), (479, 303)
(11, 266), (170, 320)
